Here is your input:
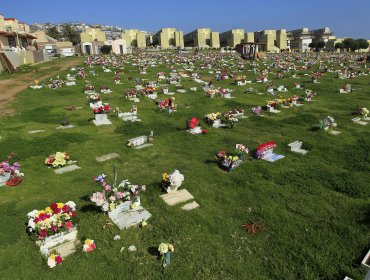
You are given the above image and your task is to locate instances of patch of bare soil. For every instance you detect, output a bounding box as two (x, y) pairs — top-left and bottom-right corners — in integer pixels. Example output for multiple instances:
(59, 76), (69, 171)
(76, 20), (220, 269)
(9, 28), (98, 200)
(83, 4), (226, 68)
(0, 58), (81, 116)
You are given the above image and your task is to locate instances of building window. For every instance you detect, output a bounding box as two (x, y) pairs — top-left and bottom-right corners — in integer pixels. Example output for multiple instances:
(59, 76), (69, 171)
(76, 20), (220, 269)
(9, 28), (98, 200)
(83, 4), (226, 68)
(8, 37), (16, 48)
(21, 38), (28, 48)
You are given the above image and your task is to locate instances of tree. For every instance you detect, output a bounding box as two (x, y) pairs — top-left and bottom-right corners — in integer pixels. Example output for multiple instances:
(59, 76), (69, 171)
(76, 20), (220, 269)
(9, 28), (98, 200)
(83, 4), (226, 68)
(343, 38), (355, 51)
(355, 39), (369, 50)
(308, 42), (317, 49)
(61, 24), (80, 46)
(335, 42), (344, 50)
(46, 26), (61, 40)
(317, 41), (326, 50)
(352, 41), (360, 51)
(100, 45), (112, 54)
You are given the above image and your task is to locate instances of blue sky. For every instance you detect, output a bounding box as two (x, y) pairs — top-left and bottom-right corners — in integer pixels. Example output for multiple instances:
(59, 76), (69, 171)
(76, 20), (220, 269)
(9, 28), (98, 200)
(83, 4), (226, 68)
(2, 0), (369, 38)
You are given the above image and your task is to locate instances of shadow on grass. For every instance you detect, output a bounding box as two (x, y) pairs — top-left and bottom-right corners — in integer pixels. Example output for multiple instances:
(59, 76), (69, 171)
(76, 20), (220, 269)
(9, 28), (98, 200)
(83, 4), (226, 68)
(80, 195), (91, 202)
(147, 246), (161, 259)
(309, 126), (320, 132)
(80, 204), (101, 213)
(203, 159), (217, 165)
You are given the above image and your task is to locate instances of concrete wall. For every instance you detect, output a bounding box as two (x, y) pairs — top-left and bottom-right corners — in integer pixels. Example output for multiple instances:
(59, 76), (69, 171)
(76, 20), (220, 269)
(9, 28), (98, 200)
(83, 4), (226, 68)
(3, 50), (21, 68)
(211, 32), (220, 48)
(18, 50), (34, 65)
(33, 49), (49, 63)
(245, 32), (254, 43)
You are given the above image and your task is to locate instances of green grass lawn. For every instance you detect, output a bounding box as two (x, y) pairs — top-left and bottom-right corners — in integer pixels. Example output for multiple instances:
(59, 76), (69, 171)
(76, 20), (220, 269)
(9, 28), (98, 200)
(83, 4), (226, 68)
(0, 52), (369, 280)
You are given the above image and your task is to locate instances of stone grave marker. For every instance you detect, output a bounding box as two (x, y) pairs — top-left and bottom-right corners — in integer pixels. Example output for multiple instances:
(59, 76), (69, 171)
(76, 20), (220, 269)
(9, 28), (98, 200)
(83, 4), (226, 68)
(127, 135), (153, 150)
(56, 125), (74, 130)
(93, 114), (112, 126)
(108, 202), (151, 230)
(181, 201), (200, 211)
(96, 153), (120, 162)
(288, 141), (308, 155)
(160, 189), (194, 206)
(54, 164), (81, 174)
(352, 117), (368, 126)
(36, 228), (78, 258)
(28, 130), (45, 134)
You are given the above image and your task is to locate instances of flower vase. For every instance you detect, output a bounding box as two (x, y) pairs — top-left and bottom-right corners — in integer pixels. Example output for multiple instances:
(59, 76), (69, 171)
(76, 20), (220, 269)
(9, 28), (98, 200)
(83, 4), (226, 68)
(163, 252), (171, 267)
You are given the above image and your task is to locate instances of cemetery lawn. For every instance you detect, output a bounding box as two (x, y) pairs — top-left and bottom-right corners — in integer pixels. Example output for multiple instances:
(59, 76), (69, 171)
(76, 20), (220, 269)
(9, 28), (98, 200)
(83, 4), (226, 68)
(0, 53), (369, 280)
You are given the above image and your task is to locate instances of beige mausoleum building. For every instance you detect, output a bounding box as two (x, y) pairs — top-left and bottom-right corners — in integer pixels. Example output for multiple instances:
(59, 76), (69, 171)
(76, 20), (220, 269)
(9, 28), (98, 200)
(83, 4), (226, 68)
(0, 14), (51, 72)
(152, 28), (184, 49)
(122, 29), (146, 49)
(220, 29), (245, 48)
(254, 29), (288, 52)
(184, 29), (220, 48)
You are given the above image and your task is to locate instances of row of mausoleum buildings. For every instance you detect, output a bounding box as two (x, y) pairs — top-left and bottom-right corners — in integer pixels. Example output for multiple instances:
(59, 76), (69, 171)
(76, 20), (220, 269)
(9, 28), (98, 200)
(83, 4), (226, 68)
(1, 12), (369, 72)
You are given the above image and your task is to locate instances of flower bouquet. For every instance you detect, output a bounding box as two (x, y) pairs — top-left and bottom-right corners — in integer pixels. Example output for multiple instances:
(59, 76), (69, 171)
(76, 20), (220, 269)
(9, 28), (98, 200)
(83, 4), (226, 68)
(47, 254), (63, 268)
(225, 108), (244, 118)
(162, 170), (184, 192)
(100, 86), (113, 94)
(204, 112), (222, 127)
(215, 144), (249, 172)
(30, 79), (43, 89)
(114, 76), (121, 84)
(226, 116), (238, 129)
(0, 155), (24, 186)
(27, 201), (78, 258)
(158, 97), (177, 113)
(246, 87), (255, 93)
(90, 174), (146, 213)
(142, 86), (156, 95)
(158, 243), (174, 268)
(48, 79), (63, 89)
(221, 73), (229, 80)
(234, 75), (246, 86)
(353, 107), (369, 119)
(92, 102), (111, 114)
(219, 88), (233, 98)
(83, 239), (96, 253)
(266, 100), (281, 112)
(319, 116), (337, 131)
(205, 89), (217, 98)
(304, 90), (316, 101)
(84, 84), (95, 94)
(255, 141), (285, 162)
(27, 201), (77, 240)
(251, 106), (262, 116)
(124, 89), (138, 100)
(234, 75), (246, 82)
(87, 93), (100, 104)
(45, 152), (69, 168)
(186, 117), (207, 134)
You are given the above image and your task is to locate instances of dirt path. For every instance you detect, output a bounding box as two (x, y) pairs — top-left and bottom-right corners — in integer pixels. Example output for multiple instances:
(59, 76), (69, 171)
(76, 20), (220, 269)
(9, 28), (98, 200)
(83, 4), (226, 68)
(0, 57), (82, 116)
